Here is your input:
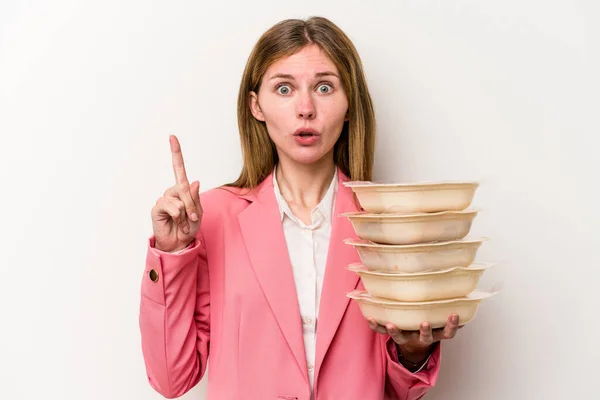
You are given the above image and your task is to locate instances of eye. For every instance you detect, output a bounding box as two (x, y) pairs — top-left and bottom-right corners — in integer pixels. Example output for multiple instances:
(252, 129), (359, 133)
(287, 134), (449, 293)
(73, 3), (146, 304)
(317, 83), (333, 94)
(276, 84), (291, 95)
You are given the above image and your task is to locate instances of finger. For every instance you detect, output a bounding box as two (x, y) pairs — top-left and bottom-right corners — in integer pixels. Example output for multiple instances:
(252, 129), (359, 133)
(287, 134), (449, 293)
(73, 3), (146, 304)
(366, 317), (377, 329)
(190, 180), (202, 217)
(367, 318), (387, 334)
(161, 197), (189, 234)
(374, 324), (388, 335)
(385, 323), (405, 343)
(170, 135), (189, 185)
(419, 322), (434, 345)
(167, 198), (190, 231)
(168, 198), (190, 233)
(163, 183), (198, 223)
(441, 314), (459, 340)
(157, 198), (184, 224)
(177, 182), (199, 222)
(164, 185), (181, 198)
(386, 323), (398, 336)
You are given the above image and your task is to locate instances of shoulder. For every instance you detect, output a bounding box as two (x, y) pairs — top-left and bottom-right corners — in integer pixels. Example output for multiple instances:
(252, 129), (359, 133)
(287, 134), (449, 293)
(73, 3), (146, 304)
(198, 173), (274, 223)
(200, 185), (251, 210)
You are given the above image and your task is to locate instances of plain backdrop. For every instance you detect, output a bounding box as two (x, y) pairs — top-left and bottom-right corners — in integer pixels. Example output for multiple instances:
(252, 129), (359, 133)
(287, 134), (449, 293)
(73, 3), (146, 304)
(1, 1), (599, 399)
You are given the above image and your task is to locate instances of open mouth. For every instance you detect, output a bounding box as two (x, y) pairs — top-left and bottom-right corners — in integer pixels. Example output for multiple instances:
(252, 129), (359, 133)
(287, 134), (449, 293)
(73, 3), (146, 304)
(294, 128), (320, 137)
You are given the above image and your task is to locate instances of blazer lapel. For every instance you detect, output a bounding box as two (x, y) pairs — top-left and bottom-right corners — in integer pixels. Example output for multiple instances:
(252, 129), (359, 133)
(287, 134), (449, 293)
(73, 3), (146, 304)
(237, 174), (308, 383)
(314, 169), (362, 379)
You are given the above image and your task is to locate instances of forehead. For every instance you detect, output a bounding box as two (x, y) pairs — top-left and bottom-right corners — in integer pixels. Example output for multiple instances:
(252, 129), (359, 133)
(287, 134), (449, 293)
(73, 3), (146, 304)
(265, 44), (339, 78)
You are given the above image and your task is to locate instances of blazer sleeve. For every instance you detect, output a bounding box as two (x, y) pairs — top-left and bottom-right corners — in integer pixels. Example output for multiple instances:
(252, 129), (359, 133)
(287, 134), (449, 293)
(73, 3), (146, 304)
(383, 336), (442, 400)
(138, 233), (210, 399)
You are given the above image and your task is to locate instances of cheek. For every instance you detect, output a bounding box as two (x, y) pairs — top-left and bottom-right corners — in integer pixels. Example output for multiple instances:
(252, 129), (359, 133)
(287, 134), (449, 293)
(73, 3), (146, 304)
(261, 100), (293, 131)
(323, 94), (348, 118)
(324, 103), (349, 129)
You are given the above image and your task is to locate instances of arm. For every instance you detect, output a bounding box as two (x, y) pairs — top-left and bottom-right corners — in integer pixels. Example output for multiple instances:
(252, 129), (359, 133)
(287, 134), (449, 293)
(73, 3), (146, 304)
(139, 233), (210, 399)
(383, 337), (441, 400)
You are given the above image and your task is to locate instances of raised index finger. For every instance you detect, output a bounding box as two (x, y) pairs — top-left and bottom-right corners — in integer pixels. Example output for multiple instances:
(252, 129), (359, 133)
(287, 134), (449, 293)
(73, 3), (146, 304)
(169, 135), (189, 184)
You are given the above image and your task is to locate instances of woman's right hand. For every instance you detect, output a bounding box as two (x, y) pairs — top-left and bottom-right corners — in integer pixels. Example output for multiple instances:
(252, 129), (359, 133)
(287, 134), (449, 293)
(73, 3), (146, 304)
(151, 135), (203, 252)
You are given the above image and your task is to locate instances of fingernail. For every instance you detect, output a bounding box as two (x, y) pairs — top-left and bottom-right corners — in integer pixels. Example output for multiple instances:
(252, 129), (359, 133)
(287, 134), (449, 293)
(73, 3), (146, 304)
(183, 224), (190, 233)
(452, 315), (459, 324)
(191, 213), (198, 221)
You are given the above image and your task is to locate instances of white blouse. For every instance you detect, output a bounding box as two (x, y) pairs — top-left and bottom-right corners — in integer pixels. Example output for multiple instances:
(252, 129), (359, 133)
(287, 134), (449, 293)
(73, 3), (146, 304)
(272, 166), (338, 392)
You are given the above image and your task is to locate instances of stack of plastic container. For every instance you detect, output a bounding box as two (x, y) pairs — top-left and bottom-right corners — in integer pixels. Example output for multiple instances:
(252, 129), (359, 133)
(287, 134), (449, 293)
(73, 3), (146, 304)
(342, 181), (497, 330)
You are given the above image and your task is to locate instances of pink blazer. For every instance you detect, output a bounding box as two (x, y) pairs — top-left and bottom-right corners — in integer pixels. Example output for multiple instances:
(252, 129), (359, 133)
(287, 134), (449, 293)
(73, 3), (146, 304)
(139, 167), (441, 400)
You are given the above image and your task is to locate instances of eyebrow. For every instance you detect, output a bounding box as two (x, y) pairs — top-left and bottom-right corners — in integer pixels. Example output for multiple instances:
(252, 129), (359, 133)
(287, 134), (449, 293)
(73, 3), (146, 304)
(269, 71), (340, 81)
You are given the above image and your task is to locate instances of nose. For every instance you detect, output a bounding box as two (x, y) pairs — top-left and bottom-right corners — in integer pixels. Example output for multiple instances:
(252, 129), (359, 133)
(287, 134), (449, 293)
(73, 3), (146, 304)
(296, 92), (316, 120)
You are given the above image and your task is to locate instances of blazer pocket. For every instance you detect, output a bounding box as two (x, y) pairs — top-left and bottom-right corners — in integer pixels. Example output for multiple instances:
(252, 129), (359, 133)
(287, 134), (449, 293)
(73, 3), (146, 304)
(277, 397), (298, 400)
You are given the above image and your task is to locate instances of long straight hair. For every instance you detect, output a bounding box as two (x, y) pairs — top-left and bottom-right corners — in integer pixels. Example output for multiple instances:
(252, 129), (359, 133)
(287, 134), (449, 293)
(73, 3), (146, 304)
(226, 16), (376, 189)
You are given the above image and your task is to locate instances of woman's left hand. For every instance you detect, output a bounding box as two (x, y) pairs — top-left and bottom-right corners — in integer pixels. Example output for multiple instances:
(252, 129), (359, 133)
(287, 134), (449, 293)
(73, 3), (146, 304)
(367, 313), (461, 361)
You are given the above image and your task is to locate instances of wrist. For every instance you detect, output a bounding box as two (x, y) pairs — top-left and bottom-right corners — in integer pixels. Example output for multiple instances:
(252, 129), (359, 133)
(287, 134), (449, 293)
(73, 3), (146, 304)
(397, 343), (434, 363)
(154, 239), (193, 253)
(396, 343), (435, 372)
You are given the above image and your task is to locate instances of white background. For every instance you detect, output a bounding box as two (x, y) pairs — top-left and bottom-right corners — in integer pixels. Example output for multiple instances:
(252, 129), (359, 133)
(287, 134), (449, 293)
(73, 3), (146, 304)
(1, 1), (599, 399)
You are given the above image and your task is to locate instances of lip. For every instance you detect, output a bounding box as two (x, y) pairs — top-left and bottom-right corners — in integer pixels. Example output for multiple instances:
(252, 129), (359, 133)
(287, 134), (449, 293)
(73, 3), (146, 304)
(293, 128), (321, 136)
(293, 127), (320, 146)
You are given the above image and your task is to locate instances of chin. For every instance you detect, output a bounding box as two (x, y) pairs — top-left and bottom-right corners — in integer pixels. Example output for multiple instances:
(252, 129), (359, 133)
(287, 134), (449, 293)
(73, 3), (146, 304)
(285, 148), (333, 166)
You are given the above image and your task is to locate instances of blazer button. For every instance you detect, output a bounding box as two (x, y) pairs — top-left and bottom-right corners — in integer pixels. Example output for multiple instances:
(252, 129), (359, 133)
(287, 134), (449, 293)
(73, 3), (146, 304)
(149, 269), (159, 282)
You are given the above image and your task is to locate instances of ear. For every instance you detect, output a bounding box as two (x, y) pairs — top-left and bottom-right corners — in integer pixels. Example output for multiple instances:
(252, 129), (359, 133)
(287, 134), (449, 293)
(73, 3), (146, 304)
(249, 91), (265, 122)
(344, 109), (350, 122)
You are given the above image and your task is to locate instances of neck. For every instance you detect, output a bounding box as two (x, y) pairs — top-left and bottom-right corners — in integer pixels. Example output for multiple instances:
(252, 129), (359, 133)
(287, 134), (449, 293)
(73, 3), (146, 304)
(276, 154), (336, 210)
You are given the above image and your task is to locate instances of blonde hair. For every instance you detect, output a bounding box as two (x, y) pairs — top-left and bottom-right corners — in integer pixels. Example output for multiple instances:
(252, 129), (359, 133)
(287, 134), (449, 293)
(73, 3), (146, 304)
(227, 16), (375, 189)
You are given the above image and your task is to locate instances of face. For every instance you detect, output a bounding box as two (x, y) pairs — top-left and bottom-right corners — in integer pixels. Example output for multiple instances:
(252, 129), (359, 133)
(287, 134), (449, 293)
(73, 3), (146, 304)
(249, 44), (349, 166)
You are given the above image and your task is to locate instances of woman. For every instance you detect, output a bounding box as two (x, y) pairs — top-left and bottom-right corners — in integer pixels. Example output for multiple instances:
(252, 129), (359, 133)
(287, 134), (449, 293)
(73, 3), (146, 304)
(139, 16), (460, 400)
